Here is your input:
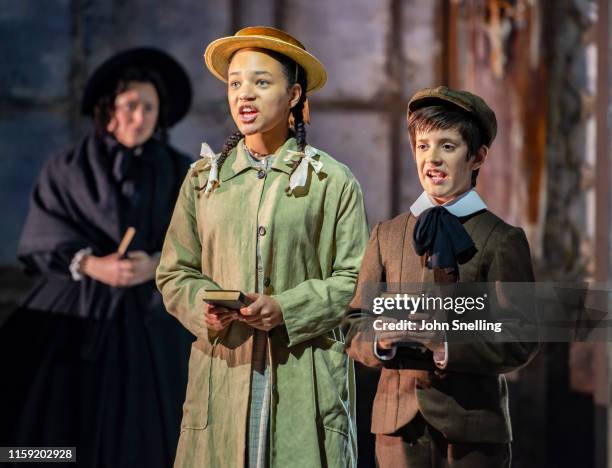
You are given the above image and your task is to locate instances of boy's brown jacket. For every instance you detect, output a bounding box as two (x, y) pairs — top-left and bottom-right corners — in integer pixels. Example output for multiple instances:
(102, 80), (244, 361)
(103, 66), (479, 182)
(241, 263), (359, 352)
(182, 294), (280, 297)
(344, 210), (539, 443)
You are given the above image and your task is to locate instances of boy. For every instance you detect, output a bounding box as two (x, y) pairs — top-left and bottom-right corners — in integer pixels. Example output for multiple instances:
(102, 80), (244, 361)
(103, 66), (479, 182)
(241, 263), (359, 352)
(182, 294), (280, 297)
(345, 86), (538, 467)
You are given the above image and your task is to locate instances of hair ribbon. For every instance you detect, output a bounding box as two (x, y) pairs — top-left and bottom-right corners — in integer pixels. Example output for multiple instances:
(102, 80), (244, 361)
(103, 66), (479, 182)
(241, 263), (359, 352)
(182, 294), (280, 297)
(200, 142), (220, 194)
(284, 145), (323, 193)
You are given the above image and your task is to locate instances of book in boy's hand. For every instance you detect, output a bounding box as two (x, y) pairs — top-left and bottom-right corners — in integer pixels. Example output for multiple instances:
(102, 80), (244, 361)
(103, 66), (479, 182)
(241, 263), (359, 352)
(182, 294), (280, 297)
(202, 290), (252, 310)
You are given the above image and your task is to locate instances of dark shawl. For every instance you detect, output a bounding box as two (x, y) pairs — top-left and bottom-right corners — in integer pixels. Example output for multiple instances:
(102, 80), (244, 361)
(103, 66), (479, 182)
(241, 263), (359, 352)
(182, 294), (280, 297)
(18, 133), (190, 317)
(17, 133), (191, 358)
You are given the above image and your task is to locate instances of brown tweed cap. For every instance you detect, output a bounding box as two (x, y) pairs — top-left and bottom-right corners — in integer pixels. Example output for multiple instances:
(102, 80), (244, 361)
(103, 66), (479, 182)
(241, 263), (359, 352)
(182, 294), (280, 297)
(408, 86), (497, 146)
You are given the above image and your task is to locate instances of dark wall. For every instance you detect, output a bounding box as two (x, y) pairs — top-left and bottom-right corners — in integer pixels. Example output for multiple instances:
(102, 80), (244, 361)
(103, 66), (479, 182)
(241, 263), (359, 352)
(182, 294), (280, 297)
(0, 0), (441, 265)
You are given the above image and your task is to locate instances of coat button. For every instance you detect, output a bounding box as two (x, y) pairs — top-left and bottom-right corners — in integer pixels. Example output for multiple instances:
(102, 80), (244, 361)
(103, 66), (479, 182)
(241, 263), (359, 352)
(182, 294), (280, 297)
(258, 226), (266, 236)
(264, 277), (271, 287)
(257, 170), (266, 179)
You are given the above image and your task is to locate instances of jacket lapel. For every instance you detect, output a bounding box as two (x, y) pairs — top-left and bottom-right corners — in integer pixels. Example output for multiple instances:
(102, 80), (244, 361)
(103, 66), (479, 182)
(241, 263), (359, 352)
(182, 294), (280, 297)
(219, 141), (252, 182)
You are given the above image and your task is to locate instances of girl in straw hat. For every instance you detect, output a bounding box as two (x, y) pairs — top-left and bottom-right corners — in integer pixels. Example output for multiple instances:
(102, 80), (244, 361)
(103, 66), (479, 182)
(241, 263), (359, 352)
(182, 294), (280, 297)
(157, 27), (369, 467)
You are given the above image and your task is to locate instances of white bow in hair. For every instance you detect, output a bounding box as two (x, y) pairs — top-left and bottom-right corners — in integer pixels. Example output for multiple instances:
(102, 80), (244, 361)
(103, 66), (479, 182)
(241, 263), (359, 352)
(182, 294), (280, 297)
(284, 146), (323, 193)
(200, 142), (220, 194)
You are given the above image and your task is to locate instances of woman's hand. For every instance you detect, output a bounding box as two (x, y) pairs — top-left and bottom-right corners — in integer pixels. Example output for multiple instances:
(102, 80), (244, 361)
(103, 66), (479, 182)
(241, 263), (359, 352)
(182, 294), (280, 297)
(81, 251), (159, 287)
(81, 252), (133, 287)
(126, 251), (159, 285)
(204, 304), (238, 331)
(239, 293), (284, 331)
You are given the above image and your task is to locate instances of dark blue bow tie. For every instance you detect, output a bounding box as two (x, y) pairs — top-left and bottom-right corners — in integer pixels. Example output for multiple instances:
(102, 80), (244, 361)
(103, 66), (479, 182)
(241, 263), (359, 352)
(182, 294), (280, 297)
(412, 206), (477, 272)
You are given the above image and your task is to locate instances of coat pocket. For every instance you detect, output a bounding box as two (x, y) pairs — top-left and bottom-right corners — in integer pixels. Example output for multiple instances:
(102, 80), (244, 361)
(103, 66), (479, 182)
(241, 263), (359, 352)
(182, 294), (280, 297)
(181, 339), (213, 430)
(314, 335), (351, 437)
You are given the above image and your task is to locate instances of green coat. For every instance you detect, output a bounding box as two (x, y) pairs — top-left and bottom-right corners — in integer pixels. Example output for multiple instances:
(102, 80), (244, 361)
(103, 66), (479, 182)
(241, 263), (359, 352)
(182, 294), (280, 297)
(156, 137), (369, 467)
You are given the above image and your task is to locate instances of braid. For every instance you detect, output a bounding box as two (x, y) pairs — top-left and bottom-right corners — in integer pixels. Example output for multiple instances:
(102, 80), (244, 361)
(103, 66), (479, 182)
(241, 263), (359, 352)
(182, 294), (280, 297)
(284, 58), (308, 153)
(285, 93), (308, 194)
(291, 96), (307, 151)
(217, 130), (243, 172)
(194, 130), (242, 192)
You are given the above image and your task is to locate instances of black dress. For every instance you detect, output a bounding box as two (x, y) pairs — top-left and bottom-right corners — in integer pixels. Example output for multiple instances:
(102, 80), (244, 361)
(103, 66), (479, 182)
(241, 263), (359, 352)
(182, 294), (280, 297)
(0, 133), (193, 468)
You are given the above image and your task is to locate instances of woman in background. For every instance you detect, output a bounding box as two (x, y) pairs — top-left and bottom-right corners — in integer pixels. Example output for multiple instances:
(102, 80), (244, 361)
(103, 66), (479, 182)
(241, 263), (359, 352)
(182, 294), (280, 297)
(0, 48), (193, 468)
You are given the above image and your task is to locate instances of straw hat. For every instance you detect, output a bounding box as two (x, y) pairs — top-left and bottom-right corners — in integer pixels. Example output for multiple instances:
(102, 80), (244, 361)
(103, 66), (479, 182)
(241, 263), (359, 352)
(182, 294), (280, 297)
(204, 26), (327, 93)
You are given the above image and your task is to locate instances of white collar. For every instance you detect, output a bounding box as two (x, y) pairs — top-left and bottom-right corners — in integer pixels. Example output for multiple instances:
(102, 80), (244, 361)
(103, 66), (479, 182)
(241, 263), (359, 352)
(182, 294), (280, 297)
(409, 189), (487, 218)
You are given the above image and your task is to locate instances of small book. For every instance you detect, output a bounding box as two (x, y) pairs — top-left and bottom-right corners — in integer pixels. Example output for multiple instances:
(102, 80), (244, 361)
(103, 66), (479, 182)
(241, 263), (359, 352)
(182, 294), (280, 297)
(202, 290), (251, 310)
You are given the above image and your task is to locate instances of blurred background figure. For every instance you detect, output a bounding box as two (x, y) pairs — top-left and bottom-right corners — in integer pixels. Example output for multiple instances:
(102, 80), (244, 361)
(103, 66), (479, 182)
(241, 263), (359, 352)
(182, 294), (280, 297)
(0, 47), (193, 467)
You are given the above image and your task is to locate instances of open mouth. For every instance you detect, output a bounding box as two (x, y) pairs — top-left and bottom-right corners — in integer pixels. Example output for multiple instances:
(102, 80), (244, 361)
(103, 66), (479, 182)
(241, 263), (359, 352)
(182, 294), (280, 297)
(425, 169), (448, 185)
(238, 105), (259, 124)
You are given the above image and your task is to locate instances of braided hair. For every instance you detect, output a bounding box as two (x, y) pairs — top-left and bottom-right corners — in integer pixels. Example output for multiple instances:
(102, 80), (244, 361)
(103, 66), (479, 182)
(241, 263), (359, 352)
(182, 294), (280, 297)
(214, 130), (244, 176)
(215, 50), (309, 176)
(281, 55), (308, 152)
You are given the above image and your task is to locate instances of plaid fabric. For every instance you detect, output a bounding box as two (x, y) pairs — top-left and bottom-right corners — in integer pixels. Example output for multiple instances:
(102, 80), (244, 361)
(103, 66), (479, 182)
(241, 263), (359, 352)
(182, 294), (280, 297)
(247, 331), (270, 468)
(246, 150), (274, 468)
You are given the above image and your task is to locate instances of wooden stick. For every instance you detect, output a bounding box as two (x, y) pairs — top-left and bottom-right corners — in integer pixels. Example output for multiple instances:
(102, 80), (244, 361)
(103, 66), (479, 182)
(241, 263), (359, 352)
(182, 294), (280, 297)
(117, 227), (136, 256)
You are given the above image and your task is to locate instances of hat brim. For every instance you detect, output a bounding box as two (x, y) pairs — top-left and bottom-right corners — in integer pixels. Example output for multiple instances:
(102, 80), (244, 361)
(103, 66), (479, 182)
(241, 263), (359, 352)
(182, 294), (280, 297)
(407, 95), (496, 146)
(81, 47), (192, 127)
(204, 36), (327, 93)
(408, 96), (472, 115)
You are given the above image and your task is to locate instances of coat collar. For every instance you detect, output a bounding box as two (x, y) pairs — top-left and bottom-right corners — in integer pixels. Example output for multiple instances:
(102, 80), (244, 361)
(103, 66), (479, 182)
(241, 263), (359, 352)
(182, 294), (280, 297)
(409, 189), (487, 218)
(220, 137), (301, 181)
(271, 137), (302, 174)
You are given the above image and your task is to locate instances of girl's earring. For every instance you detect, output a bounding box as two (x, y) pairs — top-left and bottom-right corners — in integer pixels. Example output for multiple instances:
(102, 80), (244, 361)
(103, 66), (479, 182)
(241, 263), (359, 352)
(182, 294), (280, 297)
(302, 99), (310, 124)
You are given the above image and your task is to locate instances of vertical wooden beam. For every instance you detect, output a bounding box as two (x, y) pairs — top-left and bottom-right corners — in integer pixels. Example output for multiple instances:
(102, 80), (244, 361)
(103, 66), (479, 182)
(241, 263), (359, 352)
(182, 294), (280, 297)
(595, 0), (610, 464)
(69, 0), (85, 138)
(230, 0), (241, 33)
(595, 0), (610, 284)
(440, 0), (460, 87)
(273, 0), (286, 29)
(388, 0), (403, 217)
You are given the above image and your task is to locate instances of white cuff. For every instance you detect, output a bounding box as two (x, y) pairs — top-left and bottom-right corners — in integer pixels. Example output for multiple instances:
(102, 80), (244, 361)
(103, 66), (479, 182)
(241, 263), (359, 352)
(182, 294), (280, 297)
(433, 341), (448, 369)
(69, 247), (92, 281)
(373, 335), (397, 361)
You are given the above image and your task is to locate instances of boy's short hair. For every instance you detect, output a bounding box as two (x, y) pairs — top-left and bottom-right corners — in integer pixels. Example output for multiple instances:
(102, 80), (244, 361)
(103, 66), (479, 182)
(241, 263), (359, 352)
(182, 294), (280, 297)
(407, 105), (486, 187)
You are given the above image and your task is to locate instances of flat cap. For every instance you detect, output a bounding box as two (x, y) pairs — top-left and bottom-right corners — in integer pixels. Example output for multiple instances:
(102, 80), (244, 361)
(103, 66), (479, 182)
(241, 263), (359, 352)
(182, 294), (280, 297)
(408, 86), (497, 146)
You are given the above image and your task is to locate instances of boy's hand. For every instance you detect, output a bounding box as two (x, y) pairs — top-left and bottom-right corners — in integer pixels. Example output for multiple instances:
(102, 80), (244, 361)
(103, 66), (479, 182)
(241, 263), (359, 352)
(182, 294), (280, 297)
(376, 317), (444, 354)
(239, 293), (283, 331)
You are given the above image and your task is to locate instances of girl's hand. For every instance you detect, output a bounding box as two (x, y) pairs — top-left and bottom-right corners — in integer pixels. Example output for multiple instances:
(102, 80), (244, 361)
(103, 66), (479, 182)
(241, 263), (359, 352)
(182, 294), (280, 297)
(239, 293), (284, 331)
(204, 303), (238, 331)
